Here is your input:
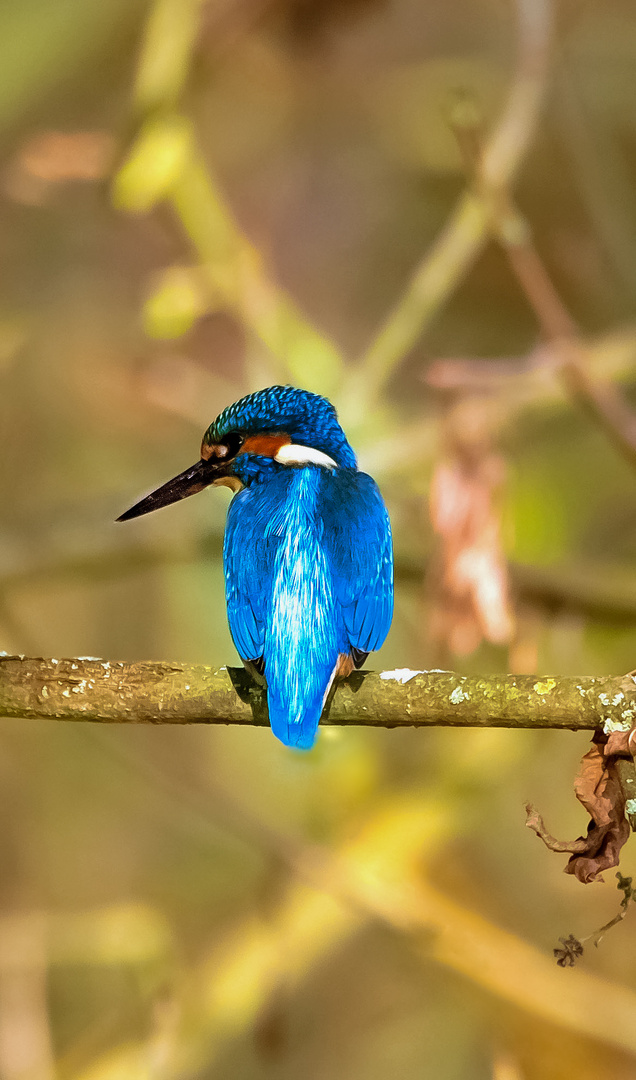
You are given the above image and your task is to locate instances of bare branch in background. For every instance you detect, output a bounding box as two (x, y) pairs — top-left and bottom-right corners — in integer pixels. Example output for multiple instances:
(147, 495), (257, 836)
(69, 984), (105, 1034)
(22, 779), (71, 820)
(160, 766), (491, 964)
(353, 0), (554, 405)
(450, 101), (636, 476)
(425, 326), (636, 402)
(7, 533), (636, 629)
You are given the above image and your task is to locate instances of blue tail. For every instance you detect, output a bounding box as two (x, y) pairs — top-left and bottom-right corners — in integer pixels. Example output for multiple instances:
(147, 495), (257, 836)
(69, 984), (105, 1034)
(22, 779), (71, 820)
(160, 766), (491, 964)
(266, 676), (334, 750)
(263, 470), (340, 749)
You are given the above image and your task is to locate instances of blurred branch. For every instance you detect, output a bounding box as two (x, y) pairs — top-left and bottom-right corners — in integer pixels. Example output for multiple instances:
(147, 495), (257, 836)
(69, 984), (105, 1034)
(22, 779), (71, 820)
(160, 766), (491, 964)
(116, 0), (346, 395)
(371, 320), (636, 480)
(187, 799), (636, 1064)
(556, 59), (636, 299)
(119, 123), (345, 396)
(450, 105), (636, 476)
(6, 538), (636, 625)
(0, 915), (54, 1080)
(425, 326), (636, 400)
(0, 535), (224, 592)
(169, 143), (346, 394)
(561, 357), (636, 475)
(498, 234), (636, 474)
(133, 0), (206, 113)
(353, 0), (554, 405)
(78, 793), (636, 1079)
(509, 561), (636, 625)
(119, 0), (554, 407)
(1, 656), (636, 729)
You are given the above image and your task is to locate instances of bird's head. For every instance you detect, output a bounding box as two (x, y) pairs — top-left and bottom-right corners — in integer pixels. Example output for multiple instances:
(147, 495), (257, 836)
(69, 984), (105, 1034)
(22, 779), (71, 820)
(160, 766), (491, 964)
(117, 385), (356, 521)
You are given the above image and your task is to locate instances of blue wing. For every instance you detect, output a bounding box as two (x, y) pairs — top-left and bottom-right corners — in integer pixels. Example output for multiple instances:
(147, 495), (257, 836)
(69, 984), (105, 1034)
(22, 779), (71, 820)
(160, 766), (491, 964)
(322, 470), (393, 656)
(223, 486), (272, 662)
(224, 469), (393, 663)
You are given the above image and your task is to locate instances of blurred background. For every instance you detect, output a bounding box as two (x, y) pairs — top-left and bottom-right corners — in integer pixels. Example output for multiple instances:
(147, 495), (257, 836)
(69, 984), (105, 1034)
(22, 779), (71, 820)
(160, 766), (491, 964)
(2, 0), (636, 1077)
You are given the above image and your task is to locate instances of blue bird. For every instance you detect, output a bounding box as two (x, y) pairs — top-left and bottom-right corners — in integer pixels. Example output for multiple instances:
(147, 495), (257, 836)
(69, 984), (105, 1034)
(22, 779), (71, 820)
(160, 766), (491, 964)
(117, 385), (393, 749)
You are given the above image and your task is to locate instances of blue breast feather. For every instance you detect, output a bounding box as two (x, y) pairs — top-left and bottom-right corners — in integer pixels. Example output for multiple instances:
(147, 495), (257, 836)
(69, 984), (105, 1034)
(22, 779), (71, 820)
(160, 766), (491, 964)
(223, 465), (393, 749)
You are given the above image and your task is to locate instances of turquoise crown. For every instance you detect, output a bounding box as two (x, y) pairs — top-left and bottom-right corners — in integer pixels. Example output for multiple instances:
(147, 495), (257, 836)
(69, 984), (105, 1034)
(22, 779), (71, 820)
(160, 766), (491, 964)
(203, 385), (356, 469)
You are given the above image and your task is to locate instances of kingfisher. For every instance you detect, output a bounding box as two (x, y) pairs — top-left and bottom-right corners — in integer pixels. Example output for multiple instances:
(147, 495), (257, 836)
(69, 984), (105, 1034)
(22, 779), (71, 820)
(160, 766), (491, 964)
(117, 385), (393, 749)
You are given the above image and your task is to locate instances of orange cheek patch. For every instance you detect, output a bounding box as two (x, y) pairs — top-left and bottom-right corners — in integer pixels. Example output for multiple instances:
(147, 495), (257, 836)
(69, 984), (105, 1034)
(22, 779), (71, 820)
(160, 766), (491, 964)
(240, 433), (291, 458)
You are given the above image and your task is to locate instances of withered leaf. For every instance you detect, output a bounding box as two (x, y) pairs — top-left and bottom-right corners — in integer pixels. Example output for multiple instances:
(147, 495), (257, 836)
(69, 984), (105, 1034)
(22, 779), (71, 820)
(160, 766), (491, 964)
(524, 804), (590, 854)
(526, 733), (631, 884)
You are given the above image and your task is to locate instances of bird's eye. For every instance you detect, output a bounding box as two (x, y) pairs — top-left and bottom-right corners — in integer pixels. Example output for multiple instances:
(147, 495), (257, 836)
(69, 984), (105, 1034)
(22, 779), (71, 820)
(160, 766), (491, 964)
(219, 432), (245, 458)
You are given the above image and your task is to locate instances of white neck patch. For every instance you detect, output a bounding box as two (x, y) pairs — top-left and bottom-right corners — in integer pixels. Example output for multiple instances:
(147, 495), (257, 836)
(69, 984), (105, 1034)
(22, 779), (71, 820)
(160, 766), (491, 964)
(275, 443), (337, 469)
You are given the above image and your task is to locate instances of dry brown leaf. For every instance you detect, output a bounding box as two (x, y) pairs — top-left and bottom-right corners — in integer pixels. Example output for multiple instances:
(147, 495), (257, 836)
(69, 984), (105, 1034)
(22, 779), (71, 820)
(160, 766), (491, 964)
(524, 804), (590, 855)
(526, 733), (631, 884)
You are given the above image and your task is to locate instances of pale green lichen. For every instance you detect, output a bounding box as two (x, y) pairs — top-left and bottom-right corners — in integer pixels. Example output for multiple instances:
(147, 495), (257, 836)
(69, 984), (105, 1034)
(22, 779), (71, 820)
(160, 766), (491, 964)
(533, 679), (556, 695)
(450, 686), (469, 705)
(626, 799), (636, 816)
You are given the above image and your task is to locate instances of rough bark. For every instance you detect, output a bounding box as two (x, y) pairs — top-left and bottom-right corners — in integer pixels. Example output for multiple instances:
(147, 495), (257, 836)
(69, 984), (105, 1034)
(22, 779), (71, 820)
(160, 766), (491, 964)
(1, 656), (636, 730)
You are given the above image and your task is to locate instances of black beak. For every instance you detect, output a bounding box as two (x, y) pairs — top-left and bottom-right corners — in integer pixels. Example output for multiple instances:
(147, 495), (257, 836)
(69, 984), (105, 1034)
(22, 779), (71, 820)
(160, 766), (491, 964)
(116, 459), (225, 522)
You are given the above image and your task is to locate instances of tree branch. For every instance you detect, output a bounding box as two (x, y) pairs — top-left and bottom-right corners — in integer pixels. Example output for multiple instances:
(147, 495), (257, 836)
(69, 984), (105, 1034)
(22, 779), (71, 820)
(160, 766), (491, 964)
(1, 656), (635, 730)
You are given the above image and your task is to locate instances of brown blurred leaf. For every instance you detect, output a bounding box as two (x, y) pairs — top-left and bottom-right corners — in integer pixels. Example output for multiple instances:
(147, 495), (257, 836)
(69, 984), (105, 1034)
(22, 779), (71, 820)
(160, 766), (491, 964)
(4, 130), (115, 204)
(19, 130), (114, 181)
(428, 397), (514, 657)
